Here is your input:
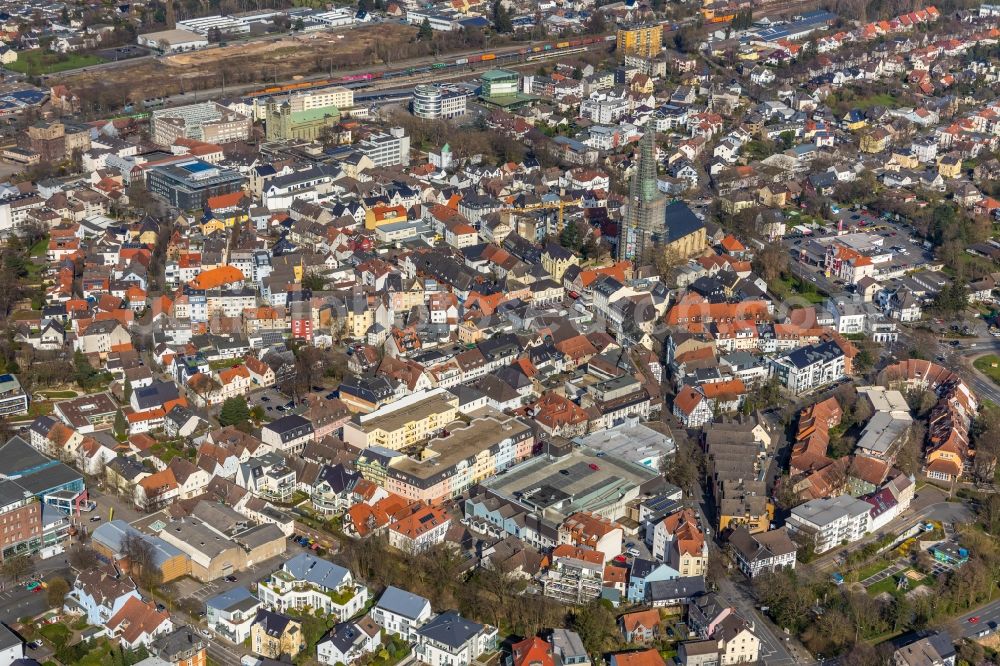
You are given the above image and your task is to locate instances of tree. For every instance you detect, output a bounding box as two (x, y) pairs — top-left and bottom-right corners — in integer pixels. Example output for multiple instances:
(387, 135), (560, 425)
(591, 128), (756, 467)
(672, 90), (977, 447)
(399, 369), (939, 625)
(932, 282), (968, 317)
(570, 600), (620, 655)
(359, 0), (372, 12)
(418, 17), (433, 40)
(753, 242), (789, 284)
(559, 220), (582, 251)
(219, 396), (250, 427)
(69, 547), (99, 570)
(586, 11), (606, 34)
(673, 27), (698, 53)
(651, 247), (682, 280)
(492, 0), (513, 33)
(188, 373), (221, 404)
(114, 409), (128, 440)
(74, 351), (106, 391)
(1, 555), (33, 583)
(46, 576), (70, 607)
(301, 271), (326, 291)
(121, 533), (159, 588)
(294, 18), (305, 31)
(661, 436), (703, 495)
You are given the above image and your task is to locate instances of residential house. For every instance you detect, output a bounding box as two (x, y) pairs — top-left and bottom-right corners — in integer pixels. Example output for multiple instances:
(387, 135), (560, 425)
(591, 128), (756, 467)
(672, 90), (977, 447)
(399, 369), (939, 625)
(415, 610), (498, 666)
(251, 609), (304, 660)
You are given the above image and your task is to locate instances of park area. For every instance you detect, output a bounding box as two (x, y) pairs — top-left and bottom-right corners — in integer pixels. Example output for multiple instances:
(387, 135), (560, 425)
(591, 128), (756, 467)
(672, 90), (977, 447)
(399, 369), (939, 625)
(6, 49), (104, 75)
(974, 355), (1000, 386)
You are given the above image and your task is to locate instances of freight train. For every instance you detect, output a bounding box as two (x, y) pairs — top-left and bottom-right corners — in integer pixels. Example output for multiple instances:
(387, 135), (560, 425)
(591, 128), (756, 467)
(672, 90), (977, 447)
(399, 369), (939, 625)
(245, 34), (615, 98)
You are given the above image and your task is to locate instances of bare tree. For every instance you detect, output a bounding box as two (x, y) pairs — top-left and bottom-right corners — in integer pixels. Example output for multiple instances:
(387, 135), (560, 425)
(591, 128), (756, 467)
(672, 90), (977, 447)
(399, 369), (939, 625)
(1, 555), (33, 583)
(69, 546), (99, 570)
(121, 532), (160, 588)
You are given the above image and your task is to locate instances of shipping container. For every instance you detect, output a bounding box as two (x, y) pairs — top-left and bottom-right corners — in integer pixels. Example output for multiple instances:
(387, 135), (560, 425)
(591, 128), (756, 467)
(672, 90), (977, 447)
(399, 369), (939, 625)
(482, 53), (496, 60)
(456, 57), (469, 65)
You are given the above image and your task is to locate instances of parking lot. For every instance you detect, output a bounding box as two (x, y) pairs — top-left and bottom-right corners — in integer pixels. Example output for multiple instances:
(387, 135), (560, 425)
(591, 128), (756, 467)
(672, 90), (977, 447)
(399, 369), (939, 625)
(94, 44), (153, 61)
(247, 387), (304, 418)
(782, 211), (936, 288)
(172, 547), (299, 604)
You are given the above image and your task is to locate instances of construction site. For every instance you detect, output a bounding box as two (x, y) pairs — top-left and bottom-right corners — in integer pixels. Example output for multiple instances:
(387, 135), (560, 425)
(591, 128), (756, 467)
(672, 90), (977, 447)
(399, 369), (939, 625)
(49, 22), (422, 107)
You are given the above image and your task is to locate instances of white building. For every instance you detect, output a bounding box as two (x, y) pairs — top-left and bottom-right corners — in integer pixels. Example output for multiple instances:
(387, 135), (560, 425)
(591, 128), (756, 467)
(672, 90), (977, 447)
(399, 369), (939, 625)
(370, 586), (433, 641)
(416, 611), (498, 666)
(769, 339), (846, 395)
(317, 617), (382, 665)
(206, 587), (262, 644)
(176, 15), (251, 35)
(137, 28), (209, 53)
(257, 553), (368, 621)
(786, 495), (872, 554)
(728, 527), (797, 578)
(412, 84), (470, 120)
(359, 127), (411, 167)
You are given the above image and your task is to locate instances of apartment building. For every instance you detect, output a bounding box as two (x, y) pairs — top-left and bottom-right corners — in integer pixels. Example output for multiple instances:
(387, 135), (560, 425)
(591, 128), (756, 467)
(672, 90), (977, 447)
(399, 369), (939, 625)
(786, 494), (872, 554)
(543, 544), (604, 604)
(770, 339), (847, 395)
(381, 416), (534, 503)
(370, 586), (433, 641)
(416, 611), (498, 666)
(342, 389), (459, 451)
(151, 102), (251, 146)
(616, 24), (663, 58)
(728, 527), (798, 579)
(257, 554), (368, 621)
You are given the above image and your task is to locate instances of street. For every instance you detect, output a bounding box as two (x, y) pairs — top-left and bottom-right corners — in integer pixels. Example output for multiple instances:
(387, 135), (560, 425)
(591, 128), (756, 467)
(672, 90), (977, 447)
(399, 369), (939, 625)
(958, 601), (1000, 639)
(714, 575), (813, 666)
(931, 336), (1000, 406)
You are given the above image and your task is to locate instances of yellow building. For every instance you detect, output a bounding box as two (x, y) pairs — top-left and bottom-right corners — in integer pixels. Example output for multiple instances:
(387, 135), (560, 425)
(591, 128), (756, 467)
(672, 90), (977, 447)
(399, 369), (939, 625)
(346, 303), (373, 340)
(458, 319), (486, 345)
(617, 24), (663, 58)
(860, 128), (891, 154)
(342, 389), (460, 451)
(663, 225), (707, 261)
(364, 204), (408, 230)
(251, 610), (303, 660)
(889, 149), (918, 170)
(718, 507), (771, 535)
(542, 244), (579, 281)
(198, 219), (227, 236)
(937, 154), (962, 179)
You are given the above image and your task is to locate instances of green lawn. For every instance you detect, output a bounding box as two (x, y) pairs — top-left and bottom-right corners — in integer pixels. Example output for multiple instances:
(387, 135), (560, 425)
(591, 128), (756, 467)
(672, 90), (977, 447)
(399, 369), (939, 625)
(974, 355), (1000, 386)
(867, 576), (902, 597)
(6, 50), (105, 74)
(209, 358), (243, 371)
(855, 560), (891, 581)
(150, 440), (194, 464)
(771, 274), (826, 304)
(39, 623), (70, 646)
(29, 236), (48, 257)
(853, 93), (898, 110)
